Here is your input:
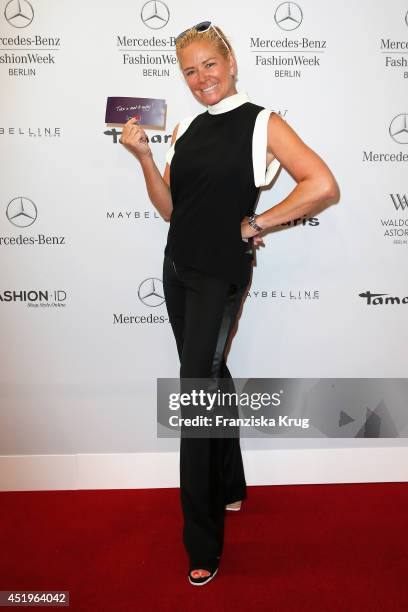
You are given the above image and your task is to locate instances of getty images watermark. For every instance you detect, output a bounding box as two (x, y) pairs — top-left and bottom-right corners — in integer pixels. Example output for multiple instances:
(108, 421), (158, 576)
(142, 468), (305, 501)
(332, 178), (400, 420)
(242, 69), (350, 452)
(156, 378), (408, 438)
(157, 378), (311, 438)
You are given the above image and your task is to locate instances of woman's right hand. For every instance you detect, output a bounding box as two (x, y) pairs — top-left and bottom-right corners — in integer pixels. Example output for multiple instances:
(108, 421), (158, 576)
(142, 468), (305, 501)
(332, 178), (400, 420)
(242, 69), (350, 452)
(119, 117), (152, 161)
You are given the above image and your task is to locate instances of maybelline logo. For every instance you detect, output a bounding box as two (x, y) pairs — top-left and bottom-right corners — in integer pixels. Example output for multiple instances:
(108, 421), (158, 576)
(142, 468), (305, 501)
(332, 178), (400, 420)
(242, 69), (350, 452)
(379, 12), (408, 78)
(1, 1), (61, 77)
(113, 276), (169, 325)
(250, 2), (326, 78)
(0, 289), (67, 307)
(106, 210), (160, 221)
(116, 1), (175, 76)
(1, 197), (66, 245)
(0, 126), (61, 137)
(359, 291), (408, 305)
(104, 127), (171, 145)
(247, 289), (320, 300)
(363, 115), (408, 162)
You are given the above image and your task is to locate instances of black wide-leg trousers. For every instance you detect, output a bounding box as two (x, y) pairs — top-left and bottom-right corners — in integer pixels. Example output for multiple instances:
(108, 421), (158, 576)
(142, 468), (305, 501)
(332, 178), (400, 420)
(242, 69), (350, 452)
(162, 254), (248, 570)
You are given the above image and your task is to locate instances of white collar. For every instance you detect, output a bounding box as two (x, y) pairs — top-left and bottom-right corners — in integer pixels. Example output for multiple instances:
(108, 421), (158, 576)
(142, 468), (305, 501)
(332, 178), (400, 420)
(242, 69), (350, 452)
(207, 90), (250, 115)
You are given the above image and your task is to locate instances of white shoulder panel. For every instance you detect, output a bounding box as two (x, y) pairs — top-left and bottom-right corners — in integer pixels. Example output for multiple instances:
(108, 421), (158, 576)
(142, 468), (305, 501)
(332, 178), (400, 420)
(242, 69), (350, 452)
(252, 108), (281, 187)
(165, 114), (200, 165)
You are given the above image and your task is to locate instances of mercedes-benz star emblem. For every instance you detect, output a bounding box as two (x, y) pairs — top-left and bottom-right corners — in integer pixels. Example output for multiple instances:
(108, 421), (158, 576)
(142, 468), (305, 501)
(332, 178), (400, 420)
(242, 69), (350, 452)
(389, 114), (408, 145)
(141, 0), (169, 30)
(138, 278), (165, 307)
(274, 2), (303, 31)
(4, 0), (34, 28)
(6, 196), (38, 227)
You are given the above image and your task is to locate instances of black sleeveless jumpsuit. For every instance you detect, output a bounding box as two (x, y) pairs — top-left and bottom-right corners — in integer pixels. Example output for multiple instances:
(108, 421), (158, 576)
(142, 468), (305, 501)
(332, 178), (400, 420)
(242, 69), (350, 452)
(162, 101), (264, 572)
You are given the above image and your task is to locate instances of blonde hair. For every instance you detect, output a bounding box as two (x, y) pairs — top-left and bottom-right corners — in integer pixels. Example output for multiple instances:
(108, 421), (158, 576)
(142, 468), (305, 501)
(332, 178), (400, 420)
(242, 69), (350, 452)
(175, 24), (233, 61)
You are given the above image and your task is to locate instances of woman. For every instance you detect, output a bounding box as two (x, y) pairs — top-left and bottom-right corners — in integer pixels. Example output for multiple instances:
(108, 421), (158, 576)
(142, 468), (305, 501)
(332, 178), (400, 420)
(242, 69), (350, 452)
(120, 22), (340, 586)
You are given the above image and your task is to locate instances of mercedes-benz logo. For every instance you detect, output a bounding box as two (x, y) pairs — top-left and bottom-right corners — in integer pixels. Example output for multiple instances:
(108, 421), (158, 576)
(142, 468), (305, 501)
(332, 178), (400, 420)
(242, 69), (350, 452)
(6, 196), (37, 227)
(138, 278), (165, 307)
(4, 0), (34, 28)
(274, 2), (303, 31)
(389, 114), (408, 144)
(141, 0), (169, 30)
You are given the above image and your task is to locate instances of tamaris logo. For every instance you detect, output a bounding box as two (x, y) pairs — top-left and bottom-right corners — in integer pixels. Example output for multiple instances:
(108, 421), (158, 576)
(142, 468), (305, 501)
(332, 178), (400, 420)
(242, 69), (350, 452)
(359, 291), (408, 305)
(104, 127), (171, 145)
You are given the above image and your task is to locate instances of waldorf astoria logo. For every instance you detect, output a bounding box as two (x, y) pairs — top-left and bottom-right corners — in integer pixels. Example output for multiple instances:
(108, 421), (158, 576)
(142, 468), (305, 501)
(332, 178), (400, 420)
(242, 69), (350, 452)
(115, 1), (175, 77)
(379, 11), (408, 79)
(390, 193), (408, 211)
(379, 193), (408, 246)
(1, 1), (62, 77)
(362, 115), (408, 162)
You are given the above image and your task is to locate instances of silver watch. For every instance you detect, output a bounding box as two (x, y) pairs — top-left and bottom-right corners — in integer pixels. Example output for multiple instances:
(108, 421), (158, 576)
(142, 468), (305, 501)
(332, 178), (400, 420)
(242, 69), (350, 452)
(248, 214), (262, 232)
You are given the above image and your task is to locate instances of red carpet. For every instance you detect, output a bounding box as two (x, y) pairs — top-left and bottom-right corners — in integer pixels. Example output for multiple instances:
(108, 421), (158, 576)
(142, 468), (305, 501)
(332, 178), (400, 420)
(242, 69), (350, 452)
(0, 483), (407, 611)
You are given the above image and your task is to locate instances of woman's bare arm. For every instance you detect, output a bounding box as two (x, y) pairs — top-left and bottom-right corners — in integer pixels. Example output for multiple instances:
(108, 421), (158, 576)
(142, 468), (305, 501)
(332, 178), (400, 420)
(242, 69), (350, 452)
(256, 112), (340, 231)
(120, 118), (179, 222)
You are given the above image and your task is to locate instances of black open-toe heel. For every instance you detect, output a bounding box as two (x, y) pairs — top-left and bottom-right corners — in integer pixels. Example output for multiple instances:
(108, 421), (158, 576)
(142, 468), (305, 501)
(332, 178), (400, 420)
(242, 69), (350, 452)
(188, 558), (220, 586)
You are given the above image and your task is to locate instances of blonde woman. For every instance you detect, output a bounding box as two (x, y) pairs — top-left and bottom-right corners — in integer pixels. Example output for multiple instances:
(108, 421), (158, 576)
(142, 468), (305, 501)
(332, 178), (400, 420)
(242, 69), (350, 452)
(120, 22), (339, 586)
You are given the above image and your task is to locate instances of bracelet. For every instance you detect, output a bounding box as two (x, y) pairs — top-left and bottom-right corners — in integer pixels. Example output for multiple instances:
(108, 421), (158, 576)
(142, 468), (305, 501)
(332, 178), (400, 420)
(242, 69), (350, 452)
(248, 214), (263, 233)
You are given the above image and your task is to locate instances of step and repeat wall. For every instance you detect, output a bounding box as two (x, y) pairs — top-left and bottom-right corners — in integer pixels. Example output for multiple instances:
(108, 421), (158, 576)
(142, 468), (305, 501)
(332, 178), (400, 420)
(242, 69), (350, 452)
(1, 1), (407, 478)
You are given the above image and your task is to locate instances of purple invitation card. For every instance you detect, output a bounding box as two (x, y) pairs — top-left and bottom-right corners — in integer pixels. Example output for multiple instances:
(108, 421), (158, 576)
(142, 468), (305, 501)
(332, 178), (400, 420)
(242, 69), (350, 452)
(105, 97), (166, 129)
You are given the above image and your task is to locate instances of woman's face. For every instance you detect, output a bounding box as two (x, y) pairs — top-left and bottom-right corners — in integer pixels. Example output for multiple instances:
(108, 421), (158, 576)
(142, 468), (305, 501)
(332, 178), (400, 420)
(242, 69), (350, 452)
(178, 40), (237, 106)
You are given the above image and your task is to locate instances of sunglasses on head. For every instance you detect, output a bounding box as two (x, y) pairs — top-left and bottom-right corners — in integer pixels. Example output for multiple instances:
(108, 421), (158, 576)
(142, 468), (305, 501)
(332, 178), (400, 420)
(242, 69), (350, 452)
(175, 21), (230, 53)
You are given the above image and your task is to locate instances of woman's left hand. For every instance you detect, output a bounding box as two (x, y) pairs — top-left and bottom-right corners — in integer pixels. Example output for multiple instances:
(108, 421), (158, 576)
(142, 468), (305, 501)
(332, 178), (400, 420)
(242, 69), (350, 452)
(241, 216), (265, 247)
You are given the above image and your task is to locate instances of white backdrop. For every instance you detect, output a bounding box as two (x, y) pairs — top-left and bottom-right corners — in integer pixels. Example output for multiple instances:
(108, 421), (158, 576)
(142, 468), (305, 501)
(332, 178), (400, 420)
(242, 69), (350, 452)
(1, 0), (407, 490)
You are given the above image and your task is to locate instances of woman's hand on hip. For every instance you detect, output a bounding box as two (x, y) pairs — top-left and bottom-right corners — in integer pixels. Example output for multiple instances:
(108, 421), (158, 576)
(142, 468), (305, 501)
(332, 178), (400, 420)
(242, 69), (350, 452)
(119, 117), (152, 161)
(241, 216), (265, 247)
